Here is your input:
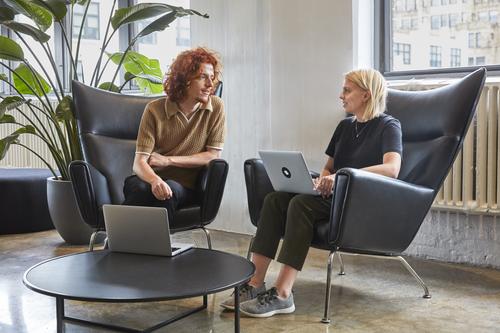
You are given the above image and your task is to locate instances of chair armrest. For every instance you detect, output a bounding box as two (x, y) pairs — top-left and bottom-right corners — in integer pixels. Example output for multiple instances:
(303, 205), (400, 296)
(199, 159), (229, 224)
(69, 160), (111, 229)
(329, 167), (435, 254)
(244, 158), (275, 227)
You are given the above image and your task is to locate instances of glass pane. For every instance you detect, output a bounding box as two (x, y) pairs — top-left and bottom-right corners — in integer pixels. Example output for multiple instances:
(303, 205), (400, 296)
(135, 0), (191, 72)
(72, 0), (120, 85)
(390, 0), (500, 71)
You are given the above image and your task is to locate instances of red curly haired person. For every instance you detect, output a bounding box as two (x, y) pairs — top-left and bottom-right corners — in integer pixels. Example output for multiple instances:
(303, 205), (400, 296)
(123, 47), (226, 222)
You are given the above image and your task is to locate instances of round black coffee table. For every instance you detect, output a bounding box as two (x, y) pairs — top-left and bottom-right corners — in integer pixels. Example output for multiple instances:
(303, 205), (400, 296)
(23, 248), (254, 332)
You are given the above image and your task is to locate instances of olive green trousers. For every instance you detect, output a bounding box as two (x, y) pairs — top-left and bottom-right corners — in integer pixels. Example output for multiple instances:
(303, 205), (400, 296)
(250, 191), (332, 271)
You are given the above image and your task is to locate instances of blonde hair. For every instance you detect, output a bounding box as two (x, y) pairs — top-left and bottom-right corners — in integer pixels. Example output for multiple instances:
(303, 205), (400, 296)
(344, 68), (387, 121)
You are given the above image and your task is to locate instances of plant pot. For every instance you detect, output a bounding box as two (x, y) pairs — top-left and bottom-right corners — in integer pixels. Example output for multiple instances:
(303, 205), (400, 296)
(47, 177), (93, 245)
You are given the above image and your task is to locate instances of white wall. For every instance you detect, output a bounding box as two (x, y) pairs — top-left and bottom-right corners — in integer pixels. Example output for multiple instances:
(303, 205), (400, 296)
(191, 0), (353, 234)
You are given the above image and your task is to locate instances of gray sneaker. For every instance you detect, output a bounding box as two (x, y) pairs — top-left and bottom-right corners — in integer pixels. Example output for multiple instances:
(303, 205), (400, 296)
(239, 287), (295, 318)
(220, 283), (266, 310)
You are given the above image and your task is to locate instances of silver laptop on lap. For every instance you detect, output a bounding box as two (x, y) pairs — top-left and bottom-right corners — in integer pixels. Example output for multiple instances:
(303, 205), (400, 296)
(259, 150), (319, 195)
(103, 205), (193, 256)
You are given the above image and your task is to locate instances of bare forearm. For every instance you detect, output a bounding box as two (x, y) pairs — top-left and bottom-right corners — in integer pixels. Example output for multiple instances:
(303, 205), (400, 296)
(167, 151), (221, 168)
(133, 158), (161, 184)
(362, 164), (399, 178)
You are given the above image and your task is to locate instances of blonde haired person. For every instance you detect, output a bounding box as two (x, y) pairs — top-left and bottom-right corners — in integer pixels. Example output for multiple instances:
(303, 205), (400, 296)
(221, 68), (403, 317)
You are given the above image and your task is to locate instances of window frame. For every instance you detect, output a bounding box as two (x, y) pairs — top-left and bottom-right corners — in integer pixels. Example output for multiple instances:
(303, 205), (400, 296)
(375, 0), (500, 78)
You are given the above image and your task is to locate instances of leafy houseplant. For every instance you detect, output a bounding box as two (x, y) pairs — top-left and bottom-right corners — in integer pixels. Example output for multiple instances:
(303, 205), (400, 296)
(0, 0), (208, 180)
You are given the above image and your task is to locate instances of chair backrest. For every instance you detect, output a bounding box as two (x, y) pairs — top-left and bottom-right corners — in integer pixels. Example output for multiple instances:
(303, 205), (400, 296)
(386, 68), (486, 191)
(72, 81), (224, 204)
(72, 81), (156, 204)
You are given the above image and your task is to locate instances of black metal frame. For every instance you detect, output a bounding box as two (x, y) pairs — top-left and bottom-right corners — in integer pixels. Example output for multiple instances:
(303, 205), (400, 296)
(54, 288), (242, 333)
(376, 0), (500, 79)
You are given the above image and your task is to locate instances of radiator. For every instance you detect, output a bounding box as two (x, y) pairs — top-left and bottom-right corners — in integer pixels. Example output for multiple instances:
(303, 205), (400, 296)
(0, 101), (59, 169)
(391, 80), (498, 213)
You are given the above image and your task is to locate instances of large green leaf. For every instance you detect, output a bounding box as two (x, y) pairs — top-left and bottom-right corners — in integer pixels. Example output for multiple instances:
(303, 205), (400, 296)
(31, 0), (67, 21)
(108, 51), (163, 94)
(0, 134), (18, 160)
(135, 11), (176, 41)
(0, 114), (16, 124)
(124, 72), (162, 84)
(3, 0), (53, 31)
(1, 20), (51, 42)
(111, 3), (208, 31)
(55, 95), (74, 122)
(0, 96), (25, 117)
(0, 35), (24, 61)
(0, 5), (15, 20)
(111, 3), (172, 30)
(98, 82), (120, 92)
(13, 63), (51, 96)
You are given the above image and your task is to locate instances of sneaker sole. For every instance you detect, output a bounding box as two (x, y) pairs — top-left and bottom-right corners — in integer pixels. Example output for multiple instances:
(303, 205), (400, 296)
(220, 303), (235, 311)
(240, 304), (295, 318)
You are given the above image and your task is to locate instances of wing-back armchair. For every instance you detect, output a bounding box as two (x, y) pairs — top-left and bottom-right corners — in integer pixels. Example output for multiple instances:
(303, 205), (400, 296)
(244, 68), (486, 323)
(70, 81), (228, 250)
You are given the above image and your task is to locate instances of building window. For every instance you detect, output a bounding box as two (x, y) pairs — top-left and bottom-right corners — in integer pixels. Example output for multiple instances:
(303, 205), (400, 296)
(476, 56), (486, 65)
(430, 45), (442, 67)
(378, 0), (500, 75)
(469, 32), (482, 48)
(176, 16), (190, 47)
(490, 10), (498, 23)
(451, 48), (461, 66)
(73, 3), (100, 40)
(431, 15), (440, 29)
(394, 42), (411, 65)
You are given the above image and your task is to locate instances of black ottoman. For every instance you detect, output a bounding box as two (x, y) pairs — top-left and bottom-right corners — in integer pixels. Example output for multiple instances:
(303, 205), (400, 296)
(0, 168), (54, 234)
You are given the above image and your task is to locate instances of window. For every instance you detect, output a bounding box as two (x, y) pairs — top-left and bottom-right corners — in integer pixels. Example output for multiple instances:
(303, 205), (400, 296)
(176, 16), (190, 47)
(431, 15), (440, 29)
(394, 42), (411, 65)
(449, 13), (459, 27)
(476, 56), (486, 65)
(73, 3), (100, 40)
(378, 0), (500, 75)
(135, 0), (191, 68)
(490, 10), (498, 22)
(451, 48), (461, 66)
(430, 45), (442, 67)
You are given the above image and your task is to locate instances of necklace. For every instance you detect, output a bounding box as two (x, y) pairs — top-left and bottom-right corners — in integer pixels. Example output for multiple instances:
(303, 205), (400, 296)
(354, 121), (368, 138)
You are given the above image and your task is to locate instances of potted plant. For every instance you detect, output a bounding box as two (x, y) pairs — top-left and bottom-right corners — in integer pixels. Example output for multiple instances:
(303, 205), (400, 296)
(0, 0), (208, 244)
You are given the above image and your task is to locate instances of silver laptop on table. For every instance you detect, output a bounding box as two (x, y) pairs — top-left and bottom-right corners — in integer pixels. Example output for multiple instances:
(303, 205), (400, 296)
(102, 205), (193, 256)
(259, 150), (319, 195)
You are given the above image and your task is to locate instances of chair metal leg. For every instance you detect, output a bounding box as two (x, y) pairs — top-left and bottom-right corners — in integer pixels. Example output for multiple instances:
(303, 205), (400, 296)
(88, 231), (98, 251)
(246, 236), (255, 260)
(321, 251), (336, 324)
(336, 252), (345, 275)
(201, 227), (212, 249)
(88, 230), (106, 252)
(396, 256), (431, 299)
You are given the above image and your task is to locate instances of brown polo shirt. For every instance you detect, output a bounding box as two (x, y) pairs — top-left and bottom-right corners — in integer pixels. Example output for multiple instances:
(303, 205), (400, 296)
(136, 95), (226, 189)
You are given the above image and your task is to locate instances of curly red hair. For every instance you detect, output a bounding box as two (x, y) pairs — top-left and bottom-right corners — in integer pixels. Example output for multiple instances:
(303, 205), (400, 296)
(164, 47), (222, 103)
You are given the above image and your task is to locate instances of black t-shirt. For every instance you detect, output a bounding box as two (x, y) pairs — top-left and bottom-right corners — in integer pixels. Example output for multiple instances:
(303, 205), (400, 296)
(325, 114), (402, 172)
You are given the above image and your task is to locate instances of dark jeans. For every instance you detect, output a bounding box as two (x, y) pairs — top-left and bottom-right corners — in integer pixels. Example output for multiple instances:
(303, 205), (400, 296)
(122, 175), (198, 223)
(250, 191), (332, 271)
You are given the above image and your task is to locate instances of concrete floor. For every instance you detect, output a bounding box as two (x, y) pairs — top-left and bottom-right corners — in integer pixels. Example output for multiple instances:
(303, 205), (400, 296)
(1, 229), (499, 333)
